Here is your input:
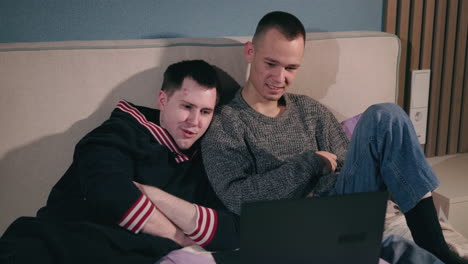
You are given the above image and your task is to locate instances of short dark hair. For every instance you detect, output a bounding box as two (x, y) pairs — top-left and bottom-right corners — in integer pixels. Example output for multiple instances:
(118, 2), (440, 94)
(253, 11), (306, 46)
(161, 60), (220, 103)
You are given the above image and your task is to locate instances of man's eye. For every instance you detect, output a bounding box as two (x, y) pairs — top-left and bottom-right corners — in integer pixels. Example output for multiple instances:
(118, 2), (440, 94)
(183, 104), (192, 109)
(265, 62), (275, 67)
(201, 110), (212, 115)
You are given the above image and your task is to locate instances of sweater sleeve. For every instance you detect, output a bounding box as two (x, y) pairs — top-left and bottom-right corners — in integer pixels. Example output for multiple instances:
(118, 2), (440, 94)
(314, 103), (350, 171)
(73, 120), (155, 234)
(201, 113), (325, 215)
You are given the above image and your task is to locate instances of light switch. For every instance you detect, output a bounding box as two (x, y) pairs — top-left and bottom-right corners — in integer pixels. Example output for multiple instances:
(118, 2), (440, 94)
(410, 69), (431, 145)
(411, 70), (431, 108)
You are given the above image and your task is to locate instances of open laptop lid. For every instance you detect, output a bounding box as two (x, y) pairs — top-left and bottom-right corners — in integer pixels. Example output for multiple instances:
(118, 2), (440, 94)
(241, 191), (388, 264)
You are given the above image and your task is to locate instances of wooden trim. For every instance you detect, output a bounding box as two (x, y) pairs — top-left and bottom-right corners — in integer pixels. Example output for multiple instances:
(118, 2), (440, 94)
(421, 0), (435, 69)
(449, 0), (468, 154)
(458, 0), (468, 153)
(398, 0), (411, 108)
(420, 0), (435, 156)
(385, 0), (398, 34)
(406, 0), (424, 109)
(410, 0), (424, 70)
(437, 0), (459, 155)
(426, 0), (448, 157)
(460, 54), (468, 152)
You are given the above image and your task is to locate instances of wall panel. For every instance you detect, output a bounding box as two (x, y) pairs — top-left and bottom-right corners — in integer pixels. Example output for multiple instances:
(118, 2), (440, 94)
(450, 0), (468, 153)
(385, 0), (468, 156)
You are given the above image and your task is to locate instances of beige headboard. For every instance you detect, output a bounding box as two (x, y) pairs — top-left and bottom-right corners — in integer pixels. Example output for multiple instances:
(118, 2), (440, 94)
(0, 31), (400, 233)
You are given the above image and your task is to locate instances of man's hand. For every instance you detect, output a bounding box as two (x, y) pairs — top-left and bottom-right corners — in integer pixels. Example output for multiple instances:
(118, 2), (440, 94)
(134, 182), (195, 247)
(133, 181), (198, 240)
(315, 151), (337, 175)
(141, 206), (195, 247)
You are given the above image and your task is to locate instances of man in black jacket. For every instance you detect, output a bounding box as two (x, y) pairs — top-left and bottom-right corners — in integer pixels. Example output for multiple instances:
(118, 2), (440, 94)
(0, 60), (239, 264)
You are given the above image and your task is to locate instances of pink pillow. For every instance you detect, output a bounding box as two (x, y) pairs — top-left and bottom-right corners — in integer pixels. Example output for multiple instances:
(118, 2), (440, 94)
(158, 248), (215, 264)
(341, 113), (362, 139)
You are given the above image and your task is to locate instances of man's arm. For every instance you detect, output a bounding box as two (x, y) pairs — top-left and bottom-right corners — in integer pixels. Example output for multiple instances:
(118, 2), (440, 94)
(314, 104), (349, 171)
(201, 114), (326, 215)
(315, 151), (337, 174)
(141, 205), (195, 247)
(134, 182), (240, 250)
(75, 139), (196, 246)
(134, 182), (198, 233)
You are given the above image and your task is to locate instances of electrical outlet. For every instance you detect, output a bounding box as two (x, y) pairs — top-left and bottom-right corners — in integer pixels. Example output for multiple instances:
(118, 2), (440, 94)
(410, 107), (428, 144)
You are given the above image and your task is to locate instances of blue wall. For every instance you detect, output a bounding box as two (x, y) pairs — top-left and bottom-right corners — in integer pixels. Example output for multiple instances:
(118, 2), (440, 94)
(0, 0), (384, 43)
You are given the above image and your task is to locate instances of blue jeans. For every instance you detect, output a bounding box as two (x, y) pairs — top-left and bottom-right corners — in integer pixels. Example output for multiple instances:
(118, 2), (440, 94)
(331, 103), (439, 213)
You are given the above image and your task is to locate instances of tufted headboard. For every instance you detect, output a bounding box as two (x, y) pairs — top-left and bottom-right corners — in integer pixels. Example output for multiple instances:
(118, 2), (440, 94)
(0, 31), (400, 233)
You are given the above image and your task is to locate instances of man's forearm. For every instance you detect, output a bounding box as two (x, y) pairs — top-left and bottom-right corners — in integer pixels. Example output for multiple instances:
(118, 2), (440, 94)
(134, 182), (197, 234)
(141, 205), (194, 247)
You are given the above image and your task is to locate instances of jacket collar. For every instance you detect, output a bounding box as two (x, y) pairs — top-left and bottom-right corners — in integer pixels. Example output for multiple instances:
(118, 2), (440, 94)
(116, 100), (190, 163)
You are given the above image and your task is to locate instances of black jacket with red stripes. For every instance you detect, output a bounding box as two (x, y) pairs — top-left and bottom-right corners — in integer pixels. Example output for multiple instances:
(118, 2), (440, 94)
(36, 100), (239, 251)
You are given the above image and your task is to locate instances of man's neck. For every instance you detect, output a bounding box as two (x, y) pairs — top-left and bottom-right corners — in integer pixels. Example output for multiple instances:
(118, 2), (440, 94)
(241, 87), (285, 118)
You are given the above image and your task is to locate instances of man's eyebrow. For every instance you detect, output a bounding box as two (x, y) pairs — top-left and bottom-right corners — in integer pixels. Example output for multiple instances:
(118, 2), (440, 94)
(180, 100), (194, 106)
(202, 107), (215, 112)
(264, 57), (301, 68)
(181, 100), (214, 111)
(264, 57), (279, 63)
(201, 104), (215, 111)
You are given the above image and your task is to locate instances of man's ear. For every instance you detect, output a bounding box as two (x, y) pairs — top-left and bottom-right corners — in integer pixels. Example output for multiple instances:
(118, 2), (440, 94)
(157, 90), (167, 110)
(244, 41), (255, 63)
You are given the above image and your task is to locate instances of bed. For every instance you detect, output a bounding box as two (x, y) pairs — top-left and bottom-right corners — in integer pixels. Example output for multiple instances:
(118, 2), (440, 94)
(1, 31), (466, 262)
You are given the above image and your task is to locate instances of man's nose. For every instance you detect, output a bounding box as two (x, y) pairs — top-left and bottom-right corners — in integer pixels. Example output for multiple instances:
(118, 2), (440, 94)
(273, 67), (286, 83)
(187, 111), (199, 125)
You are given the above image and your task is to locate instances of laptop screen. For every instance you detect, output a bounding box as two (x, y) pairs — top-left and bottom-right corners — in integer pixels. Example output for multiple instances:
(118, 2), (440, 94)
(240, 191), (388, 264)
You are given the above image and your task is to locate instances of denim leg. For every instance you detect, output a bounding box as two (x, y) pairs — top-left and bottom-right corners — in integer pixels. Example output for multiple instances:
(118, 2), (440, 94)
(380, 235), (444, 264)
(332, 103), (439, 213)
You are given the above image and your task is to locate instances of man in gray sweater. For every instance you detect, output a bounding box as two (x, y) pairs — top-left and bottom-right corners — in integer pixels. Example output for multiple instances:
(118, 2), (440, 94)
(202, 11), (463, 264)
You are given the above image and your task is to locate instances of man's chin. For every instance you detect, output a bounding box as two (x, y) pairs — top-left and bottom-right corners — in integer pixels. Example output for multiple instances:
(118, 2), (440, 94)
(264, 89), (285, 99)
(265, 93), (284, 101)
(176, 139), (195, 151)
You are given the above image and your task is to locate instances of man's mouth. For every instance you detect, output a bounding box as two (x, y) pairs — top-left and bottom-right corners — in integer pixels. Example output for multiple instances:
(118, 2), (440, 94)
(181, 128), (196, 138)
(266, 83), (284, 91)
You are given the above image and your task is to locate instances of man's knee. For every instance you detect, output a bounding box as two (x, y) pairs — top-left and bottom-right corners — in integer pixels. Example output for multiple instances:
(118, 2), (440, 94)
(367, 103), (404, 115)
(364, 103), (409, 124)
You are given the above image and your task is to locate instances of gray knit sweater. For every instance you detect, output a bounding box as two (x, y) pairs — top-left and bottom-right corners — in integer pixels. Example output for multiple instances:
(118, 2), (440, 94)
(201, 90), (349, 214)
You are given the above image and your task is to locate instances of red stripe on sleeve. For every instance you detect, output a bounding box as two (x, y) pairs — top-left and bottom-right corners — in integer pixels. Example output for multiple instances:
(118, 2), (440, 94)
(132, 203), (155, 233)
(117, 194), (155, 233)
(192, 207), (211, 243)
(185, 205), (218, 247)
(199, 210), (218, 247)
(187, 204), (204, 237)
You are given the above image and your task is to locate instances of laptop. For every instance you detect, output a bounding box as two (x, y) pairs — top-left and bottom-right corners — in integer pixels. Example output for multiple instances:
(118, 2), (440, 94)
(240, 191), (388, 264)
